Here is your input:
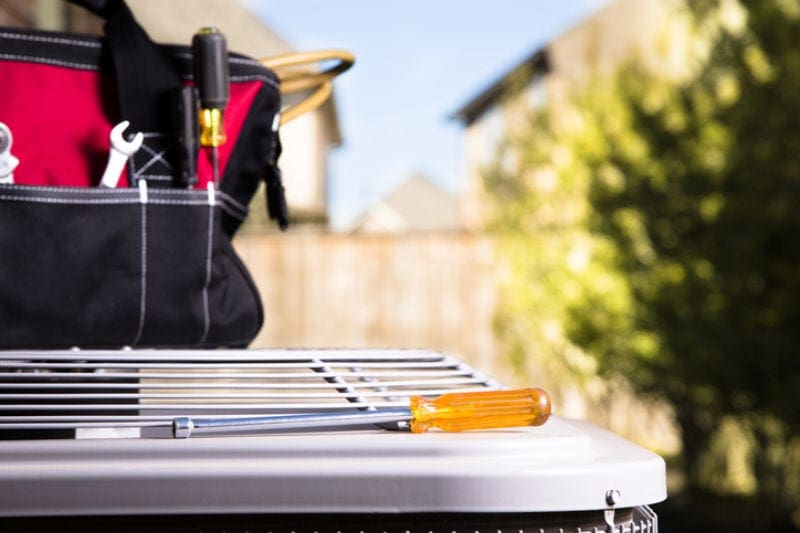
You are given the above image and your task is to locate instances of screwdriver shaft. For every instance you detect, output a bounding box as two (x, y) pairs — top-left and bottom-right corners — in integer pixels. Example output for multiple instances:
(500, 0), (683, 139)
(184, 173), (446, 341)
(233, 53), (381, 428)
(211, 146), (220, 185)
(173, 408), (412, 438)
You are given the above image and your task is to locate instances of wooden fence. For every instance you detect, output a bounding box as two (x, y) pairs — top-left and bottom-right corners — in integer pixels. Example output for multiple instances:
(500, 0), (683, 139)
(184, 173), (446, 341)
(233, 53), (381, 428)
(233, 232), (498, 372)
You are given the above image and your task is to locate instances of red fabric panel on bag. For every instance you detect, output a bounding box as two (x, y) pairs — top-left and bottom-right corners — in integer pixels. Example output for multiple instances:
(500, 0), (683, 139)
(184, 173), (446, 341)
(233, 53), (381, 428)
(195, 80), (262, 189)
(1, 62), (118, 187)
(0, 60), (264, 188)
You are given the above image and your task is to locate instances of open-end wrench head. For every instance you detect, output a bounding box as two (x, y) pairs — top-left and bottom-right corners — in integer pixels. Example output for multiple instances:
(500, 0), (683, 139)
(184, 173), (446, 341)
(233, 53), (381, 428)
(110, 120), (144, 155)
(0, 122), (12, 153)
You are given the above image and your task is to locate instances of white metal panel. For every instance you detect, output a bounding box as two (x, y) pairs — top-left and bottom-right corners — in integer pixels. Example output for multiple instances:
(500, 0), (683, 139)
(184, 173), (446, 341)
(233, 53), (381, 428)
(0, 416), (666, 515)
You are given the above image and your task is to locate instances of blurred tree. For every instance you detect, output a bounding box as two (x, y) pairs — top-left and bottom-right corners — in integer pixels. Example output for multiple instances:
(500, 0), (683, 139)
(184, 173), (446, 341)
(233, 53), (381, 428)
(485, 0), (800, 527)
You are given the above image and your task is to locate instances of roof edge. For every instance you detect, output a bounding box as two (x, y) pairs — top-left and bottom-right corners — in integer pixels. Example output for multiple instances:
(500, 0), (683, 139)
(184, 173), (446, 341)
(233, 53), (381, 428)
(450, 48), (549, 126)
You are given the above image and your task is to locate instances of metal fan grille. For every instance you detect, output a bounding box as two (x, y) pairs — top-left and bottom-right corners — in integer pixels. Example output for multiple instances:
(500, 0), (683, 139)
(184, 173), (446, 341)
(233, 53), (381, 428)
(0, 506), (658, 532)
(0, 349), (500, 434)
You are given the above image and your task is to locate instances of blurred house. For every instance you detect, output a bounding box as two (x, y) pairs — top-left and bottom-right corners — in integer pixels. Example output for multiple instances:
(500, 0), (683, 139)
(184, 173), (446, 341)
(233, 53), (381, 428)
(452, 0), (674, 230)
(0, 0), (340, 227)
(0, 1), (32, 26)
(349, 175), (461, 234)
(9, 0), (104, 32)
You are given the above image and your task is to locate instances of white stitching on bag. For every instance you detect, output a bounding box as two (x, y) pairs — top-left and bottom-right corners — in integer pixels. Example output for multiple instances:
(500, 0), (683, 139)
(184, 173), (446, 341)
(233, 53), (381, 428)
(133, 146), (173, 178)
(0, 195), (138, 205)
(0, 195), (196, 206)
(131, 181), (149, 346)
(0, 193), (246, 216)
(217, 192), (248, 214)
(0, 193), (244, 214)
(0, 53), (98, 70)
(0, 31), (102, 48)
(0, 184), (134, 194)
(137, 175), (173, 182)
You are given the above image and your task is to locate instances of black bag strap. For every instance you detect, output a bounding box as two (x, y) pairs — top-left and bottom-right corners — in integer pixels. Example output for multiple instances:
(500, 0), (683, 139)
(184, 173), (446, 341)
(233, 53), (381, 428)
(68, 0), (180, 136)
(66, 0), (116, 17)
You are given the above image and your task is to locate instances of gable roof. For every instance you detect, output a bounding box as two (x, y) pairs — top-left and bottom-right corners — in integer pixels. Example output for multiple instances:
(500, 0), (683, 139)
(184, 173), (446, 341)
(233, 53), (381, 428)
(350, 175), (461, 234)
(451, 48), (549, 126)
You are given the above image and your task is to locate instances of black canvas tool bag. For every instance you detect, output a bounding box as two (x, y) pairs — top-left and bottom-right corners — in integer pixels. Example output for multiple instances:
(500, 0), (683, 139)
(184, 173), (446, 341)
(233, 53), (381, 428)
(0, 0), (287, 348)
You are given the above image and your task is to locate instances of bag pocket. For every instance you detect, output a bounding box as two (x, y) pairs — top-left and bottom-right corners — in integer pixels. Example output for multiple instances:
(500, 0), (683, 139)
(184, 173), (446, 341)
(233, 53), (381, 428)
(0, 184), (262, 349)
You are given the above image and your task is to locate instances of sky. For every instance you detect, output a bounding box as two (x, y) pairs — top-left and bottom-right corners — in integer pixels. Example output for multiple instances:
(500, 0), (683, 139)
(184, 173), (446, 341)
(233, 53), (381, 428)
(240, 1), (609, 229)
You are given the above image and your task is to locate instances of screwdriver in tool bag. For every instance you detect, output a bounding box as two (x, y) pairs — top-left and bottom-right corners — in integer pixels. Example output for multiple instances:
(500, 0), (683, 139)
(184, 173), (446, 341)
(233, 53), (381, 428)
(192, 27), (229, 185)
(172, 388), (551, 438)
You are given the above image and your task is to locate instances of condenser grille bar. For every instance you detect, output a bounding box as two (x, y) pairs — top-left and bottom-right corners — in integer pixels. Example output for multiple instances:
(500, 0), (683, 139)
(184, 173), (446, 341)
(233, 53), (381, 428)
(0, 349), (498, 435)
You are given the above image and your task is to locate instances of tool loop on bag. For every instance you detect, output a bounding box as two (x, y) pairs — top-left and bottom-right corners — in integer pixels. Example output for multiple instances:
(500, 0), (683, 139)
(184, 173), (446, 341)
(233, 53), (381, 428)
(137, 177), (148, 204)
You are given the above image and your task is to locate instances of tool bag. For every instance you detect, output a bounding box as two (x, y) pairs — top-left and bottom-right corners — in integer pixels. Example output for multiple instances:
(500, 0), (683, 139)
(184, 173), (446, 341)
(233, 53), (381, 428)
(0, 0), (286, 348)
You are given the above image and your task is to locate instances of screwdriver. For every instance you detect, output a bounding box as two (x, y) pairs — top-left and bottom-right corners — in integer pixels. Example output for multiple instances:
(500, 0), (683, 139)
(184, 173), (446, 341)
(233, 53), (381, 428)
(192, 27), (229, 186)
(172, 388), (551, 438)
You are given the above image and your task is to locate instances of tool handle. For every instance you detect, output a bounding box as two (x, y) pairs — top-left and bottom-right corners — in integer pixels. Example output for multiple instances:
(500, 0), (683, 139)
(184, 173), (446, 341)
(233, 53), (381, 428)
(174, 86), (199, 187)
(192, 28), (230, 110)
(408, 388), (551, 433)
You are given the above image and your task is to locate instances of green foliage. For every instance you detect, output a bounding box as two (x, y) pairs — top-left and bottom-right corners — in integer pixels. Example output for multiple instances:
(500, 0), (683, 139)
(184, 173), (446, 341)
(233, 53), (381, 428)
(484, 0), (800, 526)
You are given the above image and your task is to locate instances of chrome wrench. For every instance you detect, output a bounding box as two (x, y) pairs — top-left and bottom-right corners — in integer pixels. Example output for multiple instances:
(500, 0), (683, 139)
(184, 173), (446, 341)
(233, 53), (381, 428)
(99, 120), (143, 188)
(0, 122), (19, 185)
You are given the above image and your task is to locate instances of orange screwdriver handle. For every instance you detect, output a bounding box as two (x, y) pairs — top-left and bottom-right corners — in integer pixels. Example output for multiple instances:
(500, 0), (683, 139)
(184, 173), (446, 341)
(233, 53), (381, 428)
(408, 388), (551, 433)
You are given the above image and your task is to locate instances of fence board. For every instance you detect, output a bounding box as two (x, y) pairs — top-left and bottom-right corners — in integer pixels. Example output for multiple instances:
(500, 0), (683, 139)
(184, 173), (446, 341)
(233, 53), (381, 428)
(234, 233), (497, 371)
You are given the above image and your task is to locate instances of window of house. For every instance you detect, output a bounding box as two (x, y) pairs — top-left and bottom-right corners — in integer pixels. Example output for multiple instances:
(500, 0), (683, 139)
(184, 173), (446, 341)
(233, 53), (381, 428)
(528, 73), (548, 109)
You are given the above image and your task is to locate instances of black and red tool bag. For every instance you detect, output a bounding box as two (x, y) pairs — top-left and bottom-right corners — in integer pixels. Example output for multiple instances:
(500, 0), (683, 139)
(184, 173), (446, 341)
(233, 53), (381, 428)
(0, 0), (286, 348)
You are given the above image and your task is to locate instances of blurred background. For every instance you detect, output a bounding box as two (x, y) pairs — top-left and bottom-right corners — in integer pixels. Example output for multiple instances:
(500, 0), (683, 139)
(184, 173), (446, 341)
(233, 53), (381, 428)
(3, 0), (800, 530)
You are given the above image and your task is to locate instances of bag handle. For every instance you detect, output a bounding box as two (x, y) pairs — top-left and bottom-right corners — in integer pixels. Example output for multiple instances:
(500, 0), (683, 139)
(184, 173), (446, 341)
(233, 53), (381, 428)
(68, 0), (180, 136)
(261, 50), (354, 125)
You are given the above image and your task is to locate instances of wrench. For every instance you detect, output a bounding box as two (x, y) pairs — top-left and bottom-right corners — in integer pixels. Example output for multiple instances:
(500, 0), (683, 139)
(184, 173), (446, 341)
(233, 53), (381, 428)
(0, 122), (19, 185)
(99, 120), (143, 188)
